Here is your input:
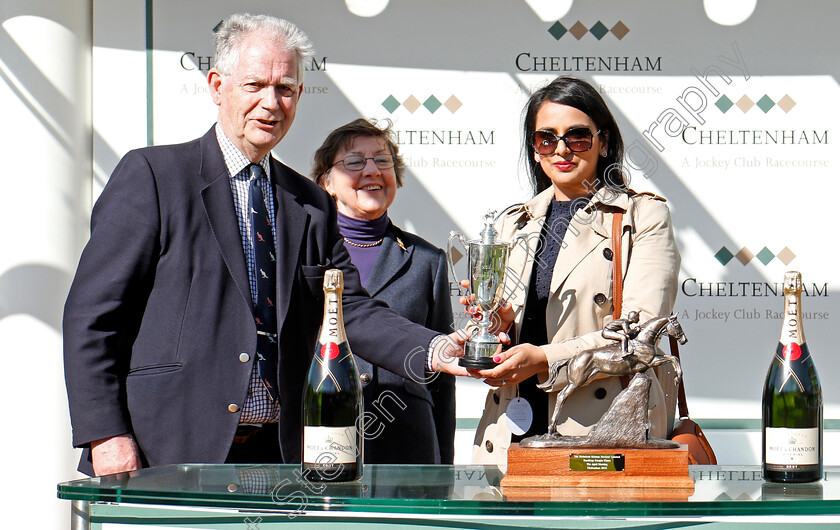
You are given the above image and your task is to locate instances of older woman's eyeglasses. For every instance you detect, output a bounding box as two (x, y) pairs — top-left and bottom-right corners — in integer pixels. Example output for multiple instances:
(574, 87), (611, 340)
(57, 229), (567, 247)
(331, 154), (395, 171)
(532, 128), (601, 155)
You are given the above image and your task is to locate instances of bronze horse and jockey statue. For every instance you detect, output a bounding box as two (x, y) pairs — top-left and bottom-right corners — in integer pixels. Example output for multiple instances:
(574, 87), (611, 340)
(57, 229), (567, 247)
(521, 313), (687, 449)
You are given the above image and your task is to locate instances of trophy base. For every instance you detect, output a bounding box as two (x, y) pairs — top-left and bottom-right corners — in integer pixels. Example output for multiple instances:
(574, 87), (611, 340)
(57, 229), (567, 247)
(460, 340), (501, 370)
(458, 356), (498, 370)
(500, 443), (694, 494)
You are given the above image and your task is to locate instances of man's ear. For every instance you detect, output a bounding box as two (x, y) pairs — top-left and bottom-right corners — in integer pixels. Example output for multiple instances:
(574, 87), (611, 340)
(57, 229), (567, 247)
(208, 70), (224, 106)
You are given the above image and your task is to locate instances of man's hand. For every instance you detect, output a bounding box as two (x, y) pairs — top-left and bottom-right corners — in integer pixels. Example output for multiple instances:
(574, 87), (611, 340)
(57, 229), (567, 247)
(428, 330), (470, 376)
(91, 433), (142, 476)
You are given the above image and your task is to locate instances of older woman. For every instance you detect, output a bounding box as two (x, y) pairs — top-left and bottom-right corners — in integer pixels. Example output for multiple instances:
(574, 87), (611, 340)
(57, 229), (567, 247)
(312, 118), (455, 464)
(470, 77), (681, 469)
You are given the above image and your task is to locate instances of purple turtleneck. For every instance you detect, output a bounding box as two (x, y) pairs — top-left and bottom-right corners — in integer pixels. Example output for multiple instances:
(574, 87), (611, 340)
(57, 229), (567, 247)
(337, 211), (390, 288)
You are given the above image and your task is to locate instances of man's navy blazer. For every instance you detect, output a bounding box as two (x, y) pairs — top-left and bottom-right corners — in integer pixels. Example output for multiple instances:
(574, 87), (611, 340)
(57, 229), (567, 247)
(63, 127), (437, 475)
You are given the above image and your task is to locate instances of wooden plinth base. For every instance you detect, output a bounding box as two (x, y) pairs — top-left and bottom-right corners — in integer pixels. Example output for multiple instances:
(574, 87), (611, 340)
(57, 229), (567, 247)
(500, 443), (694, 493)
(501, 485), (692, 502)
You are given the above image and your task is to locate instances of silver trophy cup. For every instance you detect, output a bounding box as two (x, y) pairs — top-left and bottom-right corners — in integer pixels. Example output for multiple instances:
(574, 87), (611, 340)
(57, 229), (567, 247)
(448, 211), (527, 369)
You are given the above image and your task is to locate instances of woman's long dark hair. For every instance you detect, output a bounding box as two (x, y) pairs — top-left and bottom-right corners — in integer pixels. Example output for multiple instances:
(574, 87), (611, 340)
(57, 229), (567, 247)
(523, 77), (626, 196)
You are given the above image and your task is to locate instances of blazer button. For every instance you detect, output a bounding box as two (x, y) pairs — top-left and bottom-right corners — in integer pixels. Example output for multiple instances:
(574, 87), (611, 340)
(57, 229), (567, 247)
(239, 352), (250, 363)
(485, 440), (494, 453)
(603, 248), (613, 261)
(594, 293), (607, 305)
(493, 393), (500, 405)
(594, 387), (607, 399)
(360, 373), (372, 384)
(228, 404), (240, 413)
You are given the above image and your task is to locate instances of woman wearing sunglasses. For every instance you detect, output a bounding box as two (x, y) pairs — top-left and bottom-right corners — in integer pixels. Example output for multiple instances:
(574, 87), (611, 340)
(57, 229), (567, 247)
(312, 118), (455, 465)
(469, 77), (681, 469)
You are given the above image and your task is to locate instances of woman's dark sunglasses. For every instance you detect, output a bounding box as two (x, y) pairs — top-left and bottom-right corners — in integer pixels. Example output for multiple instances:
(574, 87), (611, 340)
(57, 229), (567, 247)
(532, 128), (601, 155)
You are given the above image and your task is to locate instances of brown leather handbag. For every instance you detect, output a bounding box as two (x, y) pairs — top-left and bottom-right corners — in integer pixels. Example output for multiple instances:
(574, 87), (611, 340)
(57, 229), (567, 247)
(611, 211), (717, 465)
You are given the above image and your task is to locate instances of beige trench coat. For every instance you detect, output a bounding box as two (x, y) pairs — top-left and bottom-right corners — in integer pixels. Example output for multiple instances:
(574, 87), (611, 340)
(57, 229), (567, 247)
(471, 186), (681, 470)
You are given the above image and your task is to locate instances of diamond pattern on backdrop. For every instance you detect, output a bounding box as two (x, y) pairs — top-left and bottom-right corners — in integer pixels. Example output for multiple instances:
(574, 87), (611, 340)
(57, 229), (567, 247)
(716, 94), (796, 114)
(382, 94), (464, 114)
(715, 246), (796, 267)
(546, 20), (630, 40)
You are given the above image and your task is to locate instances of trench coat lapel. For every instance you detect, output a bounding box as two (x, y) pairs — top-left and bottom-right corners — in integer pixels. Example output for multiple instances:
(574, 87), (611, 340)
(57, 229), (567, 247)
(502, 189), (552, 317)
(365, 226), (413, 297)
(548, 189), (627, 294)
(502, 188), (632, 323)
(548, 209), (607, 294)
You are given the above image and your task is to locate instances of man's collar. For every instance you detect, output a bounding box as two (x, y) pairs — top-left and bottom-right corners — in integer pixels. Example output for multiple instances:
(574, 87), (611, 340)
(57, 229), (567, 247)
(214, 123), (271, 178)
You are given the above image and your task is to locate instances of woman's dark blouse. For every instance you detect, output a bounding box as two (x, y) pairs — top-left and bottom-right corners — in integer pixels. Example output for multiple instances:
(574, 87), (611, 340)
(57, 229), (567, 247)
(513, 197), (589, 441)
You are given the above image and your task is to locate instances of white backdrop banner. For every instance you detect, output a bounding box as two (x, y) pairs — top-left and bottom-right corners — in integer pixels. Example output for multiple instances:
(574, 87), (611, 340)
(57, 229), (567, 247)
(93, 0), (839, 420)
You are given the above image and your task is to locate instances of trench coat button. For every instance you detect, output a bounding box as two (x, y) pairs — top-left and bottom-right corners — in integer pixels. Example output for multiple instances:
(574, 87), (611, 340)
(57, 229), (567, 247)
(239, 352), (250, 363)
(603, 248), (613, 261)
(485, 440), (494, 453)
(493, 393), (500, 405)
(594, 387), (607, 399)
(228, 403), (240, 413)
(594, 293), (607, 305)
(360, 373), (372, 384)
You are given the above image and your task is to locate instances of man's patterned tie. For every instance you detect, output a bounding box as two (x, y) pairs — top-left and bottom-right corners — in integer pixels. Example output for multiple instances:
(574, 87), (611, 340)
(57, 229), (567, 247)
(249, 163), (278, 401)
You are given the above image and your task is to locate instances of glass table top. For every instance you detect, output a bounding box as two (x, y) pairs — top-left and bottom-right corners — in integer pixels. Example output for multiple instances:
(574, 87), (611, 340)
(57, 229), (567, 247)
(57, 464), (840, 517)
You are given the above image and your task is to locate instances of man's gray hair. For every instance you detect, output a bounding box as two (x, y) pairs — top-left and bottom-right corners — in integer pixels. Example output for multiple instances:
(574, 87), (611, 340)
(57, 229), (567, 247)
(214, 13), (315, 84)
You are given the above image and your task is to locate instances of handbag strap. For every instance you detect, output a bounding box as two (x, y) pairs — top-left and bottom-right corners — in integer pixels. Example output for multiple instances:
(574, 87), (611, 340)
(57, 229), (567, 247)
(611, 211), (623, 321)
(611, 209), (690, 418)
(670, 335), (690, 419)
(611, 212), (632, 389)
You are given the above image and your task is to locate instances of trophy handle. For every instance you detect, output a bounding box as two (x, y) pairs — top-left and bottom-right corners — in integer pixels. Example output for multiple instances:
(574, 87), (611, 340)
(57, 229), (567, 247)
(447, 231), (468, 296)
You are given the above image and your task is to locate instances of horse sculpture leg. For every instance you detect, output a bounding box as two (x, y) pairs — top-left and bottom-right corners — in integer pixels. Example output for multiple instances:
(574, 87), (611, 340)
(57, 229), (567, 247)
(648, 355), (683, 388)
(547, 384), (575, 434)
(546, 355), (602, 434)
(670, 356), (682, 386)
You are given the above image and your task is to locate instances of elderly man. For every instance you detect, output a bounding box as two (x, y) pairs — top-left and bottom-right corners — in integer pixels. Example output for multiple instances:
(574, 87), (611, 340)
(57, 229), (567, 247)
(64, 13), (463, 477)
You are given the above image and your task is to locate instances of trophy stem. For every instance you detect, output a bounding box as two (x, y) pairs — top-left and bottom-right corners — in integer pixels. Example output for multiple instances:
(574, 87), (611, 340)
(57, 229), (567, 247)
(458, 315), (500, 370)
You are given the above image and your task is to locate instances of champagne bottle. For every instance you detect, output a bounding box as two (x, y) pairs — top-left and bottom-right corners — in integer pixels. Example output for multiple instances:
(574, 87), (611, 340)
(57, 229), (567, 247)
(302, 269), (363, 482)
(762, 271), (823, 483)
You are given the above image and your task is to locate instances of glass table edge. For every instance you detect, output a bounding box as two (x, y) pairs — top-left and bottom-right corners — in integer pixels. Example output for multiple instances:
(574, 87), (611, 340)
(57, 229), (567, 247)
(56, 464), (839, 518)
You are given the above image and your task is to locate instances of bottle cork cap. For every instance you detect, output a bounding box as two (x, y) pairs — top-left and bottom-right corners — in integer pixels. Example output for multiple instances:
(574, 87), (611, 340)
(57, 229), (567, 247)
(783, 271), (802, 293)
(324, 269), (344, 291)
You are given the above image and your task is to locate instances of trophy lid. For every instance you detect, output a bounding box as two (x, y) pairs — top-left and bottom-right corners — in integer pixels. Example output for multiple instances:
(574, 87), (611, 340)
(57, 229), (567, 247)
(480, 210), (498, 245)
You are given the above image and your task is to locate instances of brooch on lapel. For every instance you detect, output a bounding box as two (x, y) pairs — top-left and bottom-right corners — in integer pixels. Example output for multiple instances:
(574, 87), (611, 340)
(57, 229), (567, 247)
(396, 236), (407, 252)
